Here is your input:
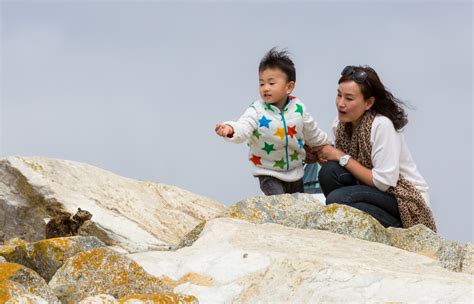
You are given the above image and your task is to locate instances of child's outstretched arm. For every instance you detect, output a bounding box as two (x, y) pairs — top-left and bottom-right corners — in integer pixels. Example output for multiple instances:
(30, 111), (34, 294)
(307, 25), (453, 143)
(215, 106), (258, 144)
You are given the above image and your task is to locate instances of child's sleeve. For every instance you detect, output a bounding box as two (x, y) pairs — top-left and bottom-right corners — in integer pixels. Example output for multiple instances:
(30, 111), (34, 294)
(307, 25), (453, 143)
(223, 106), (259, 144)
(302, 109), (329, 147)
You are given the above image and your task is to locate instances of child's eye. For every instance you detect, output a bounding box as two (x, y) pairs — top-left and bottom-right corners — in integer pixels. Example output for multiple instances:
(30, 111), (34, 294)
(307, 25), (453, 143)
(259, 83), (264, 87)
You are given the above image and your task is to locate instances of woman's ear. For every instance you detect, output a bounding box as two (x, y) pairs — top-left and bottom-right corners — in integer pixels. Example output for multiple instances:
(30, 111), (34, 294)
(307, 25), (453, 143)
(365, 96), (375, 110)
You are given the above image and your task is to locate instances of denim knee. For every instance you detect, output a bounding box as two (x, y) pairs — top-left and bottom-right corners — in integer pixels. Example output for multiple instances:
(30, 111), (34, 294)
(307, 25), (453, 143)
(318, 161), (340, 187)
(325, 187), (351, 205)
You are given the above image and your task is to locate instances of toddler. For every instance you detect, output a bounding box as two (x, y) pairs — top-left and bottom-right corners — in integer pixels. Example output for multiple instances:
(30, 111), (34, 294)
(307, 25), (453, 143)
(215, 48), (328, 195)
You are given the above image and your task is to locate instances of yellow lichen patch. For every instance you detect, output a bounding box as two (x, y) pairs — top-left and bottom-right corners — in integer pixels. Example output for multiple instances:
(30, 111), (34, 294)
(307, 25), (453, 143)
(176, 272), (214, 287)
(118, 293), (198, 303)
(322, 204), (347, 216)
(71, 248), (106, 277)
(227, 207), (240, 219)
(33, 237), (70, 261)
(0, 263), (22, 282)
(158, 275), (178, 289)
(4, 238), (28, 247)
(112, 268), (131, 286)
(0, 281), (15, 303)
(0, 245), (18, 261)
(416, 249), (438, 260)
(22, 159), (46, 174)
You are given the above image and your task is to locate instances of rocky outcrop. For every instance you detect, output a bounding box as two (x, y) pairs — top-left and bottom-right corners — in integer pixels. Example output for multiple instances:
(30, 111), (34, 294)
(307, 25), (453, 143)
(0, 156), (226, 253)
(226, 193), (473, 274)
(0, 262), (59, 303)
(49, 247), (175, 303)
(77, 293), (199, 304)
(1, 156), (473, 303)
(0, 236), (105, 282)
(130, 218), (473, 303)
(5, 293), (49, 304)
(117, 294), (199, 303)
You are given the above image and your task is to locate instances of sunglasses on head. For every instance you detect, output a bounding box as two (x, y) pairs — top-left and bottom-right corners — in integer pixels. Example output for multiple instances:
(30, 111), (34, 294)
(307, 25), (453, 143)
(341, 66), (373, 92)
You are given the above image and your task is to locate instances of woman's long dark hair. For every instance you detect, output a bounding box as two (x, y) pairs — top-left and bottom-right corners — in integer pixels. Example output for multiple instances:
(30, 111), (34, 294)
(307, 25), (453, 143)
(338, 66), (408, 130)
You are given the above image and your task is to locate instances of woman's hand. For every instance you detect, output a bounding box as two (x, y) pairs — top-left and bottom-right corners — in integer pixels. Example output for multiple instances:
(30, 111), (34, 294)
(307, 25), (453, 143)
(317, 145), (346, 162)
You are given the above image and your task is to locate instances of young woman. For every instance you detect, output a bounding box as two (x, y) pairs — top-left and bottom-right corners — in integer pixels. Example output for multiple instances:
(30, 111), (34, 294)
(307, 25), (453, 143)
(315, 65), (436, 231)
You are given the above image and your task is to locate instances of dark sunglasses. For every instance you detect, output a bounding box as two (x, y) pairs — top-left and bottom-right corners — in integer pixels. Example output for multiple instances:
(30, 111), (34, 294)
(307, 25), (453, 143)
(341, 66), (373, 92)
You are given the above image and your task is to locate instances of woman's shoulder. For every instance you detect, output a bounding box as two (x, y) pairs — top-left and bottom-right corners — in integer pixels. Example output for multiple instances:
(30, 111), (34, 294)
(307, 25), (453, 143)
(373, 114), (396, 130)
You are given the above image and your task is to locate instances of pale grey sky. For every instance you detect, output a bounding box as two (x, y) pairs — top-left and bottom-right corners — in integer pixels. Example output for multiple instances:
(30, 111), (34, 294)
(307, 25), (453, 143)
(1, 1), (472, 243)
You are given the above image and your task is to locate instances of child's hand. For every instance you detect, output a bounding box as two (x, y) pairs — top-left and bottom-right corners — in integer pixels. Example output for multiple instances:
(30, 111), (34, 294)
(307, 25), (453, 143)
(304, 145), (320, 164)
(215, 123), (234, 138)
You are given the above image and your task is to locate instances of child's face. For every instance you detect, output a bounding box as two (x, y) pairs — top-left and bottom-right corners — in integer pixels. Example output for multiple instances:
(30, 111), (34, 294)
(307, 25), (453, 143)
(259, 68), (295, 109)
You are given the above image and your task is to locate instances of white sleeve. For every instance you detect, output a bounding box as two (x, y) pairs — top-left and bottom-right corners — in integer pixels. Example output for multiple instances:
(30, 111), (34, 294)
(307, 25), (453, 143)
(331, 117), (339, 145)
(371, 117), (401, 191)
(223, 106), (259, 144)
(303, 108), (329, 147)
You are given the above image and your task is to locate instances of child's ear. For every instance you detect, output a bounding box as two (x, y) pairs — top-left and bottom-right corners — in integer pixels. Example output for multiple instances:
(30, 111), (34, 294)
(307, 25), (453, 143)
(287, 81), (295, 94)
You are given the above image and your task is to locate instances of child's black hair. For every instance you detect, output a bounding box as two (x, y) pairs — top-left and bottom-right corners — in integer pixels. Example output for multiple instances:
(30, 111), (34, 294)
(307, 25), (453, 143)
(258, 47), (296, 82)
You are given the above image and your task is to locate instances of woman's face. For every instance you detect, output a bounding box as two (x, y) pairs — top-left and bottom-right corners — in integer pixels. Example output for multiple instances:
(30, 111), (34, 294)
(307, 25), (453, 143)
(336, 80), (374, 127)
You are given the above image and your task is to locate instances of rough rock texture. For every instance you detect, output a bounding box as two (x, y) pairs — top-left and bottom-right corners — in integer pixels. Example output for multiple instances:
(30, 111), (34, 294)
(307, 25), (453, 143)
(0, 156), (226, 252)
(5, 293), (49, 304)
(0, 262), (59, 303)
(226, 193), (323, 229)
(176, 220), (207, 250)
(388, 224), (474, 274)
(0, 236), (105, 282)
(130, 218), (473, 303)
(76, 293), (200, 304)
(78, 294), (118, 303)
(118, 294), (199, 303)
(227, 194), (472, 273)
(49, 247), (173, 303)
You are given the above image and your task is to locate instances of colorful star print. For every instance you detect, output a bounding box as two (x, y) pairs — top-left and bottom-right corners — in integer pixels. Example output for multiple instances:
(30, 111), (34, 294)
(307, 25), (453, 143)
(253, 129), (262, 139)
(290, 150), (299, 161)
(258, 115), (272, 128)
(297, 138), (304, 149)
(273, 127), (286, 140)
(295, 104), (304, 116)
(273, 158), (286, 169)
(287, 125), (297, 138)
(249, 155), (262, 165)
(262, 142), (276, 154)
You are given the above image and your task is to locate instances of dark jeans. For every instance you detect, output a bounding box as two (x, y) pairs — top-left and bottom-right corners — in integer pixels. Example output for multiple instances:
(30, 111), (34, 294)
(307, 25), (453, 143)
(318, 161), (402, 228)
(258, 175), (304, 195)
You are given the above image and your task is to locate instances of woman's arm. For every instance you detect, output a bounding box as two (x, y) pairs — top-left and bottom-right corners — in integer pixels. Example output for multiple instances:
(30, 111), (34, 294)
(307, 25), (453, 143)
(317, 145), (375, 187)
(317, 116), (401, 189)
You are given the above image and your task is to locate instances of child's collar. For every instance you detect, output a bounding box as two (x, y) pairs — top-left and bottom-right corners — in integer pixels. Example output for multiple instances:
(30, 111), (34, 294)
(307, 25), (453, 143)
(264, 96), (292, 112)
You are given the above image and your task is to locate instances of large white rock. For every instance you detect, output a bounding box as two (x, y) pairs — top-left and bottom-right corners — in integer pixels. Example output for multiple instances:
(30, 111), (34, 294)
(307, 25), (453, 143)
(130, 218), (474, 303)
(0, 156), (225, 253)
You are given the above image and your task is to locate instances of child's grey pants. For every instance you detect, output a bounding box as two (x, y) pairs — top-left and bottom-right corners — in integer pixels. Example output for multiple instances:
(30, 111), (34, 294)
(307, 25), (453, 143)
(258, 175), (304, 195)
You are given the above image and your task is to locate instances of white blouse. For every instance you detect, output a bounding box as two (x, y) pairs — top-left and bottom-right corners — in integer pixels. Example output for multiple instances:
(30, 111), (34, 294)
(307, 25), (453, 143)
(332, 115), (430, 207)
